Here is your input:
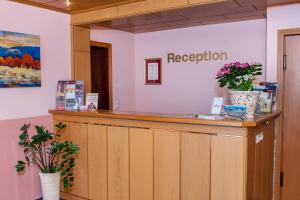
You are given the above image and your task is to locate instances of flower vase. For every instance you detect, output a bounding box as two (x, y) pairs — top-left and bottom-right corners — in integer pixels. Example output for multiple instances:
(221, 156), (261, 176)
(39, 172), (60, 200)
(229, 90), (261, 119)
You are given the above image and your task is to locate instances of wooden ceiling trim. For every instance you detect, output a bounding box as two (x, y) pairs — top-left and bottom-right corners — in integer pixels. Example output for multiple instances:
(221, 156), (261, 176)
(71, 0), (230, 25)
(117, 0), (189, 18)
(71, 6), (119, 25)
(93, 0), (267, 34)
(9, 0), (70, 13)
(9, 0), (146, 14)
(267, 0), (300, 7)
(70, 0), (146, 14)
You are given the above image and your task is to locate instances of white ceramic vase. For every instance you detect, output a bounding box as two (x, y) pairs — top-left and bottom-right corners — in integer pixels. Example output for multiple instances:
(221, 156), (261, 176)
(39, 172), (60, 200)
(229, 90), (261, 119)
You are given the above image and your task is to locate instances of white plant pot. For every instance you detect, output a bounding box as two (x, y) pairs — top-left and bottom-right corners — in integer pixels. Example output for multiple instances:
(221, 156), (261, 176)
(229, 90), (261, 119)
(39, 172), (60, 200)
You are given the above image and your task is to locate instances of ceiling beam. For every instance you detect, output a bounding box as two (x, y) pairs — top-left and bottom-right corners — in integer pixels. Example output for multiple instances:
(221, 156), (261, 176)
(9, 0), (70, 14)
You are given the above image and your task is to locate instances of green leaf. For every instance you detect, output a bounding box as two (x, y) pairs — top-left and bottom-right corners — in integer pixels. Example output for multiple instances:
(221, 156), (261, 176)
(16, 161), (26, 172)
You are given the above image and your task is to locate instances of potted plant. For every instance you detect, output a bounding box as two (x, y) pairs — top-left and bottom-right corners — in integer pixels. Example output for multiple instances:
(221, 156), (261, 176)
(216, 62), (263, 118)
(15, 123), (80, 200)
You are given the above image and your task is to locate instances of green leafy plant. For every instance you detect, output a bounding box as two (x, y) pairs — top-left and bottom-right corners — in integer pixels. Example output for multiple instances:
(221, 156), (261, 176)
(216, 62), (263, 91)
(16, 123), (80, 188)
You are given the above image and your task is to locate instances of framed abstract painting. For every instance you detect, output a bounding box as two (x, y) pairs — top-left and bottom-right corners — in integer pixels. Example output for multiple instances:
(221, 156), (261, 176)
(0, 30), (41, 88)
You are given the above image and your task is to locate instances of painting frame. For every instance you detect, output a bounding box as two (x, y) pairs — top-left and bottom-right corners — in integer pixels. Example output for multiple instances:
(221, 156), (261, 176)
(145, 58), (162, 85)
(0, 30), (41, 88)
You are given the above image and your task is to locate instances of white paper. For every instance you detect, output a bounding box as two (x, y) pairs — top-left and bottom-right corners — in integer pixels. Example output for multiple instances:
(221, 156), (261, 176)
(148, 63), (159, 81)
(211, 97), (224, 115)
(256, 133), (264, 144)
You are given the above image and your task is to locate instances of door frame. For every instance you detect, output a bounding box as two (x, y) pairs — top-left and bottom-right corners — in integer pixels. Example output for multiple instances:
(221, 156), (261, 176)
(90, 41), (113, 110)
(276, 28), (300, 200)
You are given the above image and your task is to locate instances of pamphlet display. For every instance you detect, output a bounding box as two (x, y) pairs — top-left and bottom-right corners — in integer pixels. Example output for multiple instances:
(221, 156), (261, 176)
(55, 80), (85, 111)
(253, 82), (278, 114)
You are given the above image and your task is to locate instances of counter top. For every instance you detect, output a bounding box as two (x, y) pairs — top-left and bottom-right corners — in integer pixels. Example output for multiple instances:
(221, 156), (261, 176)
(49, 110), (280, 128)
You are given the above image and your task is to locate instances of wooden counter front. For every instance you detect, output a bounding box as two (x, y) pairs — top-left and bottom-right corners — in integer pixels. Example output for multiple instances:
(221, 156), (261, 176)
(49, 110), (280, 200)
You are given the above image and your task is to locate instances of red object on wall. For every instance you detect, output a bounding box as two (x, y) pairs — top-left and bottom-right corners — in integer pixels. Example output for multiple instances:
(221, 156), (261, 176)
(145, 58), (162, 85)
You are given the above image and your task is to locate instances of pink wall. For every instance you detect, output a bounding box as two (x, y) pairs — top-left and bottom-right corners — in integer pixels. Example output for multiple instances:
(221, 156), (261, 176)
(0, 115), (52, 200)
(0, 0), (71, 120)
(0, 1), (71, 199)
(90, 26), (136, 111)
(135, 20), (266, 114)
(267, 3), (300, 81)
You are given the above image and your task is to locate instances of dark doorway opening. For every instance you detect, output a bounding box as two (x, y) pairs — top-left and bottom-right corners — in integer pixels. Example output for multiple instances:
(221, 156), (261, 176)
(90, 41), (112, 110)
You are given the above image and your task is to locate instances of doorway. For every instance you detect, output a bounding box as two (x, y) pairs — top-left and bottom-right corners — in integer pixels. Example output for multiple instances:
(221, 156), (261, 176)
(90, 41), (112, 110)
(277, 30), (300, 200)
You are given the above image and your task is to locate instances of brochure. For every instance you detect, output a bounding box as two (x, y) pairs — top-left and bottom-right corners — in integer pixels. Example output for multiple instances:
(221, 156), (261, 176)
(56, 81), (66, 110)
(86, 93), (99, 111)
(75, 80), (85, 110)
(65, 81), (77, 111)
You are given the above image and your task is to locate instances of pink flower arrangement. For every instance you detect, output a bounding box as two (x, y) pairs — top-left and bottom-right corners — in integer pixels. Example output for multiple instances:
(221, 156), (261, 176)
(216, 62), (262, 91)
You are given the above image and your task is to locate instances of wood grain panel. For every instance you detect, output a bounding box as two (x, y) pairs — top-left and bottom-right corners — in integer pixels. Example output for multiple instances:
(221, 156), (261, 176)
(53, 121), (70, 142)
(73, 51), (91, 92)
(10, 0), (145, 14)
(61, 192), (88, 200)
(73, 26), (90, 52)
(154, 129), (180, 200)
(253, 121), (275, 200)
(130, 128), (154, 200)
(211, 135), (245, 200)
(181, 133), (211, 200)
(117, 0), (188, 17)
(267, 0), (300, 7)
(189, 0), (227, 5)
(71, 6), (118, 25)
(49, 110), (280, 128)
(88, 124), (108, 200)
(107, 126), (129, 200)
(69, 122), (89, 198)
(281, 35), (300, 200)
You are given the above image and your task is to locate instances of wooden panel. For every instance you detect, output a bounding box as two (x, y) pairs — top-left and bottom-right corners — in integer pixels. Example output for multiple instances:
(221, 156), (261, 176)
(73, 26), (90, 52)
(189, 0), (227, 5)
(10, 0), (145, 14)
(181, 133), (211, 200)
(281, 35), (300, 200)
(108, 126), (129, 200)
(72, 25), (91, 92)
(117, 0), (188, 17)
(69, 123), (89, 198)
(53, 121), (70, 141)
(61, 192), (88, 200)
(211, 135), (245, 200)
(253, 121), (275, 200)
(74, 51), (91, 92)
(71, 6), (118, 25)
(246, 120), (276, 200)
(154, 129), (180, 200)
(130, 128), (154, 200)
(267, 0), (300, 7)
(88, 124), (108, 200)
(276, 28), (300, 200)
(49, 110), (280, 128)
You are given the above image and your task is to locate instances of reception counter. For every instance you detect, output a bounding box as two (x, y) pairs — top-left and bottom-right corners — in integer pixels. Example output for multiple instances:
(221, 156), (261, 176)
(49, 110), (280, 200)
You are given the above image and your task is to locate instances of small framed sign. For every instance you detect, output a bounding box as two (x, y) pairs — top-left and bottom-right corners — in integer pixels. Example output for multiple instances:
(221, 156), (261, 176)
(145, 58), (162, 85)
(211, 97), (224, 115)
